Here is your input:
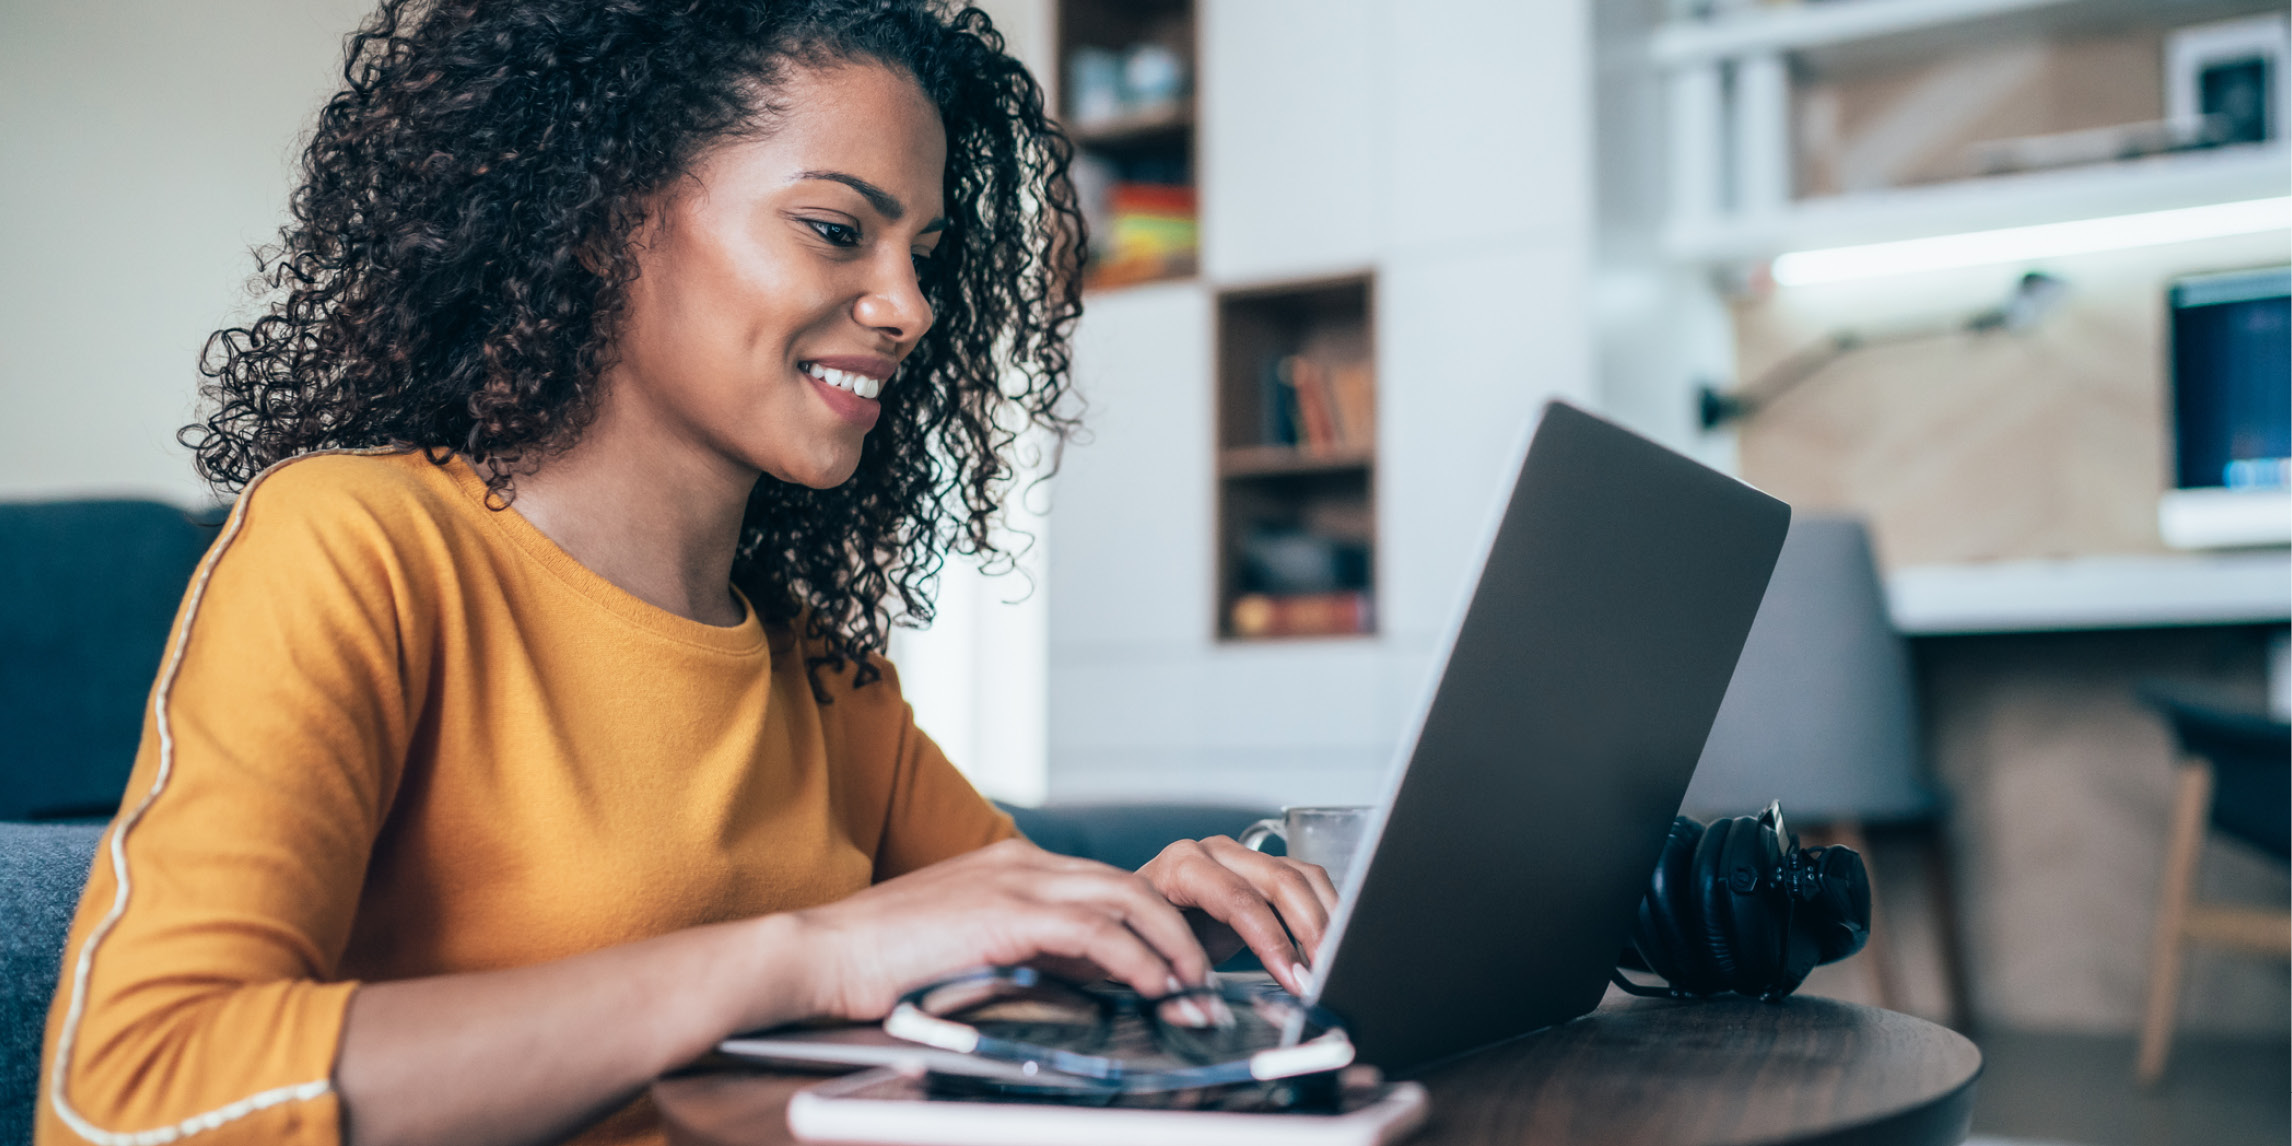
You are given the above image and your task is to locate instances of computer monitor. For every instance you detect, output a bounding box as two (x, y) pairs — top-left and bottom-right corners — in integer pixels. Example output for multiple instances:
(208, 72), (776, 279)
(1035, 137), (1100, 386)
(2159, 265), (2291, 549)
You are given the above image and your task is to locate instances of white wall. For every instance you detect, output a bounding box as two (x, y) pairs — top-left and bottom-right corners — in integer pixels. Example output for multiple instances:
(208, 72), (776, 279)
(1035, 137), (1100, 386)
(1587, 0), (1740, 473)
(0, 0), (375, 505)
(1046, 0), (1598, 807)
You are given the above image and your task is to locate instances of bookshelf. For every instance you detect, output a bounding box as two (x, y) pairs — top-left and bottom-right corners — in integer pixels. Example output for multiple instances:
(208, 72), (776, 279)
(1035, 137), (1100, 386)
(1055, 0), (1198, 290)
(1214, 273), (1377, 641)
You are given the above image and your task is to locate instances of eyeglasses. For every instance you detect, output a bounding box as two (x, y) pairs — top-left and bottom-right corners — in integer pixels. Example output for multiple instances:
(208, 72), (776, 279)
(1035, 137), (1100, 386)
(883, 966), (1354, 1094)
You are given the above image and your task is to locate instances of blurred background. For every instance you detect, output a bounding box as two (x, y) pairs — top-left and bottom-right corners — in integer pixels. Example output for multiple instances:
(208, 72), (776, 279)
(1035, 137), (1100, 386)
(2, 1), (2286, 1143)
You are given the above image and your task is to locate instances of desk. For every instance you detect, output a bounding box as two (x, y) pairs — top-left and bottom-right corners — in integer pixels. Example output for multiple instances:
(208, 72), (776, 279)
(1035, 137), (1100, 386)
(1886, 552), (2292, 635)
(654, 989), (1982, 1146)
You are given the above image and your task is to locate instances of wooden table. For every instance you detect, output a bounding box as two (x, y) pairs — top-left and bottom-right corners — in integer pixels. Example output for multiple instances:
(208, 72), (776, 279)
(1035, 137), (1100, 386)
(655, 989), (1982, 1146)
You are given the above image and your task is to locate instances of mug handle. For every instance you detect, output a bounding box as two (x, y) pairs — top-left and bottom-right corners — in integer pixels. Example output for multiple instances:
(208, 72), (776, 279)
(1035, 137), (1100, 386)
(1238, 817), (1285, 852)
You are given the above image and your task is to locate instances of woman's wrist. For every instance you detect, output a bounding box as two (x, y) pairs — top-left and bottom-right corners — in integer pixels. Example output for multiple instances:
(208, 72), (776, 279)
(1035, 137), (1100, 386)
(728, 911), (834, 1033)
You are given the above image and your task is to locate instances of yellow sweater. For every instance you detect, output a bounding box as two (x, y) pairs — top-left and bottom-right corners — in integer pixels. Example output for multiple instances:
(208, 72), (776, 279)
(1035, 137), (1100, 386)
(38, 450), (1014, 1146)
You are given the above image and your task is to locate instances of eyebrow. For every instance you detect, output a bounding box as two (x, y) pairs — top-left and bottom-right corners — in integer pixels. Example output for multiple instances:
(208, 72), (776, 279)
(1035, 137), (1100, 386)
(794, 170), (949, 233)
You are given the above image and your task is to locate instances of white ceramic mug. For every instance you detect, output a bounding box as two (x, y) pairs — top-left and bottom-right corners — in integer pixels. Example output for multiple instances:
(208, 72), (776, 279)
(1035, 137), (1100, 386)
(1238, 805), (1374, 886)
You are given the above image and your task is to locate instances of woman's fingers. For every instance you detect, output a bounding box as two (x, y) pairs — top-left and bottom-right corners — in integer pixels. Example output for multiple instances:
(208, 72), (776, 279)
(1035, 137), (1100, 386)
(1201, 838), (1337, 954)
(1028, 903), (1188, 998)
(796, 840), (1225, 1019)
(1150, 841), (1313, 994)
(1208, 873), (1314, 994)
(1210, 838), (1338, 925)
(1032, 868), (1212, 986)
(1291, 854), (1342, 913)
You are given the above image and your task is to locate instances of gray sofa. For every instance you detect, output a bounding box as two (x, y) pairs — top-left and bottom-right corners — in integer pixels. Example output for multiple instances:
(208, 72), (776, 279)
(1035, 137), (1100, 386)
(1, 823), (102, 1145)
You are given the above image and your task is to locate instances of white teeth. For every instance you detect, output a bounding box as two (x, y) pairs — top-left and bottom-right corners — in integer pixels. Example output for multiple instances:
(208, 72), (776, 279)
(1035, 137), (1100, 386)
(804, 362), (885, 401)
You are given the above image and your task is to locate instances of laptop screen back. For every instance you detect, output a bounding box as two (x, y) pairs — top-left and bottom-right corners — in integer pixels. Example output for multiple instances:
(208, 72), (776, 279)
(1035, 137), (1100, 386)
(1312, 401), (1789, 1073)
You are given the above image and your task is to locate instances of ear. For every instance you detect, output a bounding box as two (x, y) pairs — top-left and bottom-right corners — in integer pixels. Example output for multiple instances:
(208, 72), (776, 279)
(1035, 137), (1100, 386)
(580, 190), (678, 280)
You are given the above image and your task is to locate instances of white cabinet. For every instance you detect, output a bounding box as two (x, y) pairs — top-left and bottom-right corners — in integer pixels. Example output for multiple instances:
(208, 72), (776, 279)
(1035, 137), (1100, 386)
(1048, 0), (1598, 806)
(1377, 241), (1595, 645)
(1380, 0), (1593, 252)
(1050, 282), (1216, 652)
(1198, 0), (1382, 282)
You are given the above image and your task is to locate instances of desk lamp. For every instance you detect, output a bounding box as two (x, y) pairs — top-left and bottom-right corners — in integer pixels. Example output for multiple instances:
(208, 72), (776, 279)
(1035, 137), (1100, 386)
(1698, 271), (2068, 431)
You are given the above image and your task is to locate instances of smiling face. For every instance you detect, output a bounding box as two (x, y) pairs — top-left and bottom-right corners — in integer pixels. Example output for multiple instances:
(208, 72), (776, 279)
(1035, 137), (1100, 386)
(604, 60), (947, 490)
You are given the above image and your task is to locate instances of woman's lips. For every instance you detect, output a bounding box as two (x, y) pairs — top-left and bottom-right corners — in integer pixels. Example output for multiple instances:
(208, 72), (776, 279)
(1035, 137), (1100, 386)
(802, 359), (888, 399)
(804, 370), (881, 429)
(799, 360), (885, 429)
(808, 353), (897, 378)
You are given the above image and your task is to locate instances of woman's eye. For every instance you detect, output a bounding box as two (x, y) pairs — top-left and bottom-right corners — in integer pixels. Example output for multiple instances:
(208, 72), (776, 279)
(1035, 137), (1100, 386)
(807, 219), (860, 247)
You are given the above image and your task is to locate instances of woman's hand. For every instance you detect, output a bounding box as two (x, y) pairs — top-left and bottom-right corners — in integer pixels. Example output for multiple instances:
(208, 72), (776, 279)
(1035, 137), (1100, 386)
(790, 837), (1215, 1021)
(1137, 836), (1339, 995)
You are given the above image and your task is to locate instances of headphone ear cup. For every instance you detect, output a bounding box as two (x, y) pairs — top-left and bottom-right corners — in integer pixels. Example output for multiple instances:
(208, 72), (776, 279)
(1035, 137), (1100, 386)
(1633, 817), (1705, 991)
(1729, 817), (1794, 994)
(1806, 845), (1873, 964)
(1690, 817), (1746, 991)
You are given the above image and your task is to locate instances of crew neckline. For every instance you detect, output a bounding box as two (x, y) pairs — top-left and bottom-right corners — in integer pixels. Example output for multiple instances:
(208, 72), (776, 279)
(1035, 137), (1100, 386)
(436, 455), (767, 657)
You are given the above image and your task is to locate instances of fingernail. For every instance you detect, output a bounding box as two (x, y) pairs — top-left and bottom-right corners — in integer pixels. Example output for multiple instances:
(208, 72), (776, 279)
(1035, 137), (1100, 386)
(1164, 975), (1184, 997)
(1290, 962), (1312, 993)
(1171, 998), (1211, 1027)
(1205, 993), (1237, 1028)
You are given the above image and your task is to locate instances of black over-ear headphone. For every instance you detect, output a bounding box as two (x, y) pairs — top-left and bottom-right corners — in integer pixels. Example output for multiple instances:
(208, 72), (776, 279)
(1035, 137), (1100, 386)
(1613, 802), (1871, 1003)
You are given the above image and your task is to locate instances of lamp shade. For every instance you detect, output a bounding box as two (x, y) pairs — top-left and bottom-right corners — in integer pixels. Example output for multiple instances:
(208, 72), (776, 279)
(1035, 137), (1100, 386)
(1682, 516), (1938, 823)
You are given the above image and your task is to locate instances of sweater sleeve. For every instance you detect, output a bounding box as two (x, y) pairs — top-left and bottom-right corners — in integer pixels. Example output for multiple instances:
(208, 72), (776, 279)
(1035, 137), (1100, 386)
(855, 660), (1017, 882)
(38, 457), (422, 1146)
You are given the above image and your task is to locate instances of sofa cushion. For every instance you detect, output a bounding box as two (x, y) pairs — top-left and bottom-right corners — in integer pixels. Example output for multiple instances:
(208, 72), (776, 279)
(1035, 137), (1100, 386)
(0, 501), (221, 821)
(999, 802), (1276, 872)
(1, 822), (103, 1145)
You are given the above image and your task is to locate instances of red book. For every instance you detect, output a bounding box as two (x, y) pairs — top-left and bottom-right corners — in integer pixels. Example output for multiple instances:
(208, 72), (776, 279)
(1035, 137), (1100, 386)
(1282, 357), (1339, 451)
(1230, 591), (1372, 638)
(1109, 182), (1196, 218)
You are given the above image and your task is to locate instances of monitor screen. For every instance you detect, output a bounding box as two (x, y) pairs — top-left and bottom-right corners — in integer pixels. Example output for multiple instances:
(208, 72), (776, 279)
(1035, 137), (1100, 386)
(2170, 266), (2291, 492)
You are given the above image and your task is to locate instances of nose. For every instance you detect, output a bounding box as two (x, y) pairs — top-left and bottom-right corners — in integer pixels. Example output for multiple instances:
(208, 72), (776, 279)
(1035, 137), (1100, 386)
(852, 249), (935, 345)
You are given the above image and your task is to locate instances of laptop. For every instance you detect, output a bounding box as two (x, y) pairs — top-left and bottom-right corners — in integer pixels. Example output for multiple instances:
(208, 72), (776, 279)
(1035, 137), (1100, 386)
(724, 399), (1788, 1076)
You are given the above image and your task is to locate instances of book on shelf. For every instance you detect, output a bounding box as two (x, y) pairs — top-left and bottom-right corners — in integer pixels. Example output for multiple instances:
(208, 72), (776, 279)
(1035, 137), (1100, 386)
(1090, 182), (1197, 288)
(1262, 354), (1375, 453)
(1228, 590), (1373, 639)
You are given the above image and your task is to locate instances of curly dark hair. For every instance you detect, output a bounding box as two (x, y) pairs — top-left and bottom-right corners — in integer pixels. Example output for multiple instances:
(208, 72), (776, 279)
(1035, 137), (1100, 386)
(186, 0), (1084, 687)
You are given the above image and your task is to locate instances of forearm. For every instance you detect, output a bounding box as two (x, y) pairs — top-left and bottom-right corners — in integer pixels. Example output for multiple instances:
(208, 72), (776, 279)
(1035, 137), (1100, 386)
(335, 912), (814, 1146)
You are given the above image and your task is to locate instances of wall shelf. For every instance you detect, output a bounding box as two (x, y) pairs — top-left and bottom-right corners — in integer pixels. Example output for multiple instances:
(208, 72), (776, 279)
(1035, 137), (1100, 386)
(1665, 142), (2291, 261)
(1887, 551), (2292, 634)
(1652, 0), (2268, 69)
(1217, 445), (1374, 479)
(1653, 0), (2076, 66)
(1649, 0), (2289, 267)
(1067, 100), (1194, 150)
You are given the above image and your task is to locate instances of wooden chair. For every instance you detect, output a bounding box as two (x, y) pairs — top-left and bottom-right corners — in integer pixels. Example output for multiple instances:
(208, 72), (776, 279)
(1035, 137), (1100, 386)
(2135, 687), (2291, 1085)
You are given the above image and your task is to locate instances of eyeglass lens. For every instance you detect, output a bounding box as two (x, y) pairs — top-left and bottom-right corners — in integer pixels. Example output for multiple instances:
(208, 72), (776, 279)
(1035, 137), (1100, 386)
(920, 975), (1324, 1066)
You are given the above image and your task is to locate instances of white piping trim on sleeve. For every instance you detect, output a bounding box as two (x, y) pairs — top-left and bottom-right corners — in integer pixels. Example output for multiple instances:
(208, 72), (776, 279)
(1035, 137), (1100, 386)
(49, 449), (405, 1145)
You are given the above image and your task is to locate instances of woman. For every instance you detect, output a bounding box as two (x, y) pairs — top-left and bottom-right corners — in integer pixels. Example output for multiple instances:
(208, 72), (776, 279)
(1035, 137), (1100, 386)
(38, 3), (1335, 1144)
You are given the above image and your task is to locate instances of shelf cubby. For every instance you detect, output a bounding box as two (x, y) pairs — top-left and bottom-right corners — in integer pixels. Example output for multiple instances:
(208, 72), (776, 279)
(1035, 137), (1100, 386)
(1055, 0), (1198, 290)
(1213, 274), (1378, 642)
